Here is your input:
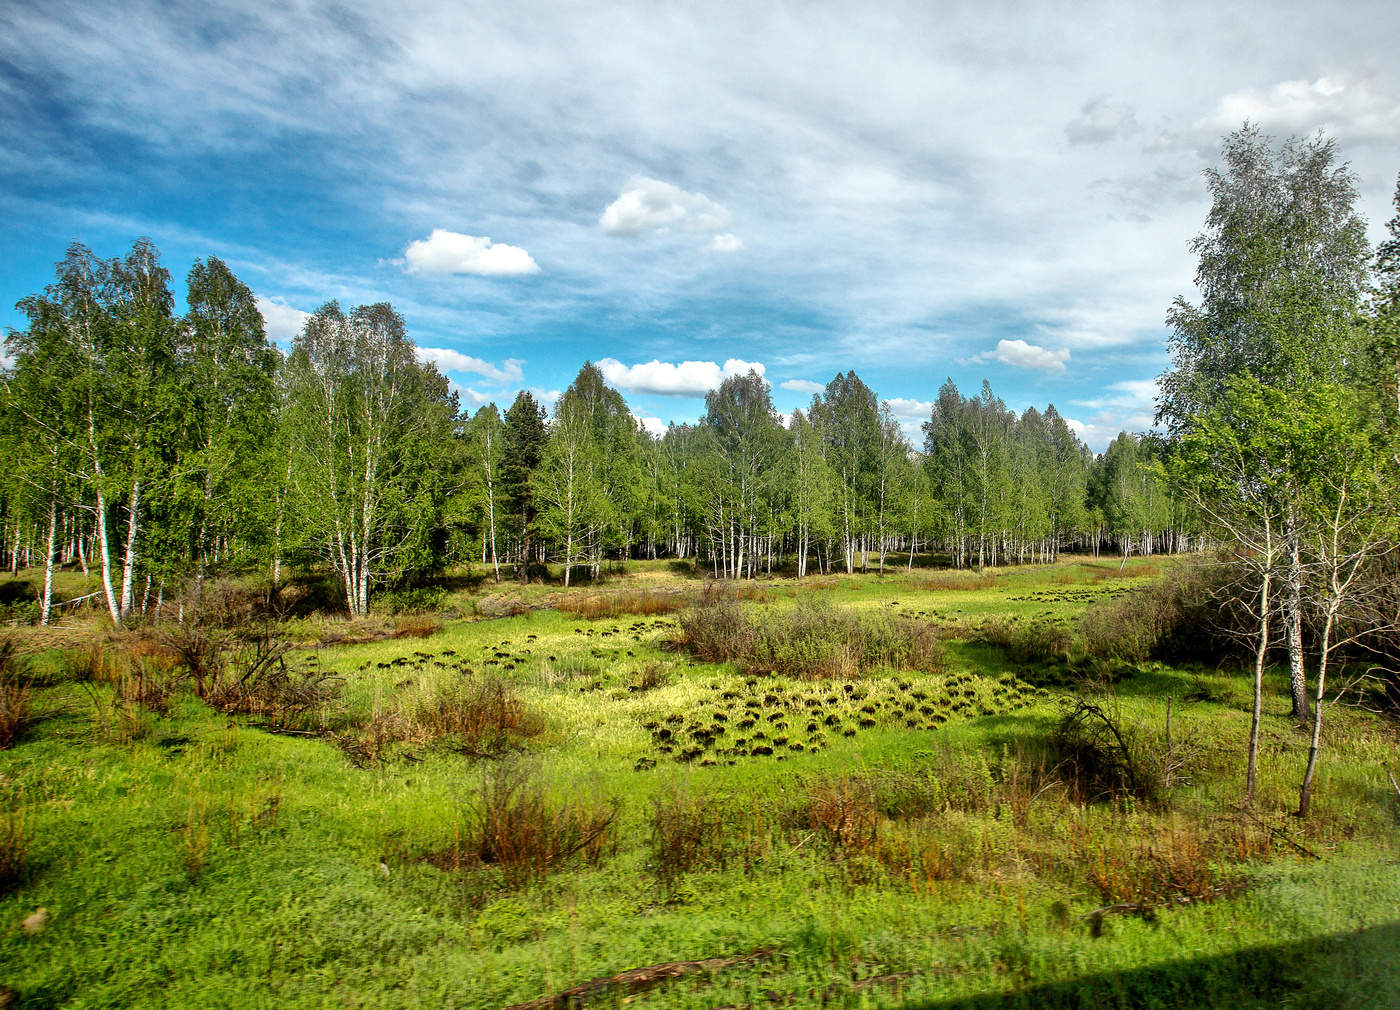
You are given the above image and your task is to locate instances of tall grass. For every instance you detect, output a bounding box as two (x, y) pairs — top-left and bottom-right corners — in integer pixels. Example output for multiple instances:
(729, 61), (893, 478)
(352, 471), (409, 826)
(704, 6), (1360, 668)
(0, 639), (36, 750)
(557, 589), (688, 620)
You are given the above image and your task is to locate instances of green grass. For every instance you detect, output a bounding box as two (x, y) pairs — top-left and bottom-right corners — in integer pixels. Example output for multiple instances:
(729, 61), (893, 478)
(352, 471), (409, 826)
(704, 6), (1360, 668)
(2, 556), (1397, 1007)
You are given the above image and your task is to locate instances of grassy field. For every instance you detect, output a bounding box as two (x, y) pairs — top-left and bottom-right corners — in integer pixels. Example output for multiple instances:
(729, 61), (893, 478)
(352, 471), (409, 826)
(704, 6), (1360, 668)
(1, 557), (1397, 1008)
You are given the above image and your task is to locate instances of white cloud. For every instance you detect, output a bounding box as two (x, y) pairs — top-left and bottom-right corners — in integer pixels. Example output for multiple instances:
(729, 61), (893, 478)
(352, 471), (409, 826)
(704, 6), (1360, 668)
(402, 229), (540, 276)
(416, 348), (524, 385)
(1197, 74), (1400, 142)
(1066, 377), (1163, 451)
(707, 233), (743, 253)
(255, 296), (311, 344)
(882, 396), (934, 420)
(600, 176), (732, 237)
(972, 339), (1070, 374)
(449, 382), (497, 410)
(780, 378), (824, 394)
(597, 357), (765, 396)
(639, 416), (667, 437)
(1066, 97), (1137, 145)
(530, 387), (562, 412)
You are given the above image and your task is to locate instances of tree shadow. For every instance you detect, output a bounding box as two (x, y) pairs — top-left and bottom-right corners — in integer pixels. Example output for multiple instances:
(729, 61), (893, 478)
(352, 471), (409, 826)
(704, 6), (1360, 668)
(903, 921), (1400, 1009)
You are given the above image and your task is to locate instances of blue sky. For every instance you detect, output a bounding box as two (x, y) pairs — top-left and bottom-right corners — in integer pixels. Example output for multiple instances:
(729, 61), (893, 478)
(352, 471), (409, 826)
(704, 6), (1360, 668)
(3, 1), (1398, 450)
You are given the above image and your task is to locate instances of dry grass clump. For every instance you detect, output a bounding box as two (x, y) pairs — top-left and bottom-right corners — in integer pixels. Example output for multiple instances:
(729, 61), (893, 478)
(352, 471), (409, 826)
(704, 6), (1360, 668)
(408, 677), (544, 753)
(1072, 814), (1253, 911)
(0, 640), (36, 750)
(432, 762), (619, 888)
(392, 614), (443, 639)
(679, 592), (945, 678)
(558, 589), (688, 620)
(164, 626), (341, 727)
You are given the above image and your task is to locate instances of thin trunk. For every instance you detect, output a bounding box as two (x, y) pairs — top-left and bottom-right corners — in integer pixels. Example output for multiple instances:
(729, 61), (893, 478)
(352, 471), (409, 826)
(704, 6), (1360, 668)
(1246, 567), (1271, 806)
(39, 494), (57, 626)
(1284, 521), (1308, 718)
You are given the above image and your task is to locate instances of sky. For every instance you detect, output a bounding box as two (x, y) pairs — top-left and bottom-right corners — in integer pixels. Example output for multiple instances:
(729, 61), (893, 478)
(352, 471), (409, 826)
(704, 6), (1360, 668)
(2, 1), (1398, 451)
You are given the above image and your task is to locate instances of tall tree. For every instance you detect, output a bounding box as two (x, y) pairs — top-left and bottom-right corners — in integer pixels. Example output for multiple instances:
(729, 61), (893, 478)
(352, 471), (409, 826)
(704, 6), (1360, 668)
(282, 302), (456, 615)
(500, 391), (548, 583)
(1159, 124), (1371, 717)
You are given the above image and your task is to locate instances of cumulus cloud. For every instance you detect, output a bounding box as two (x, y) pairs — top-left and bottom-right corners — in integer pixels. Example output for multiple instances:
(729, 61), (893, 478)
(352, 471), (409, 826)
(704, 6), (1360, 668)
(780, 378), (824, 394)
(883, 396), (935, 420)
(971, 339), (1070, 374)
(707, 233), (743, 253)
(639, 416), (667, 438)
(597, 357), (765, 396)
(600, 177), (732, 237)
(1197, 74), (1400, 142)
(1066, 97), (1137, 145)
(416, 348), (524, 385)
(402, 229), (540, 276)
(256, 296), (311, 344)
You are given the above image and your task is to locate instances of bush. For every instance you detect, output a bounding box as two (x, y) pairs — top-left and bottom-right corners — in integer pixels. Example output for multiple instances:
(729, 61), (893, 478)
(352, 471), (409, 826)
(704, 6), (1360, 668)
(1050, 696), (1193, 805)
(1077, 559), (1228, 663)
(434, 762), (619, 888)
(393, 614), (444, 639)
(977, 618), (1073, 665)
(647, 781), (753, 895)
(378, 585), (448, 615)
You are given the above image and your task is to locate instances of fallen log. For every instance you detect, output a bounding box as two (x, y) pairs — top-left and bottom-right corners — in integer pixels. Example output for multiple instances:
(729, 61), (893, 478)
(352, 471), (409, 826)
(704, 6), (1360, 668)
(498, 947), (778, 1010)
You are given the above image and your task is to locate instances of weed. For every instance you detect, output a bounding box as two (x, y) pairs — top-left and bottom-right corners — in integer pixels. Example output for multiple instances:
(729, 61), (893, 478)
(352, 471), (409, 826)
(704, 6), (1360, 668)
(977, 618), (1072, 664)
(913, 571), (996, 592)
(177, 798), (210, 881)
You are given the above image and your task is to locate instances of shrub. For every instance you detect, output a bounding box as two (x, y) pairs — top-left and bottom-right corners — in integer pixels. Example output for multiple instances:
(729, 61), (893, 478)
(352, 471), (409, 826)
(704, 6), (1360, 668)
(436, 762), (620, 888)
(1050, 696), (1193, 805)
(803, 775), (880, 856)
(648, 781), (742, 894)
(166, 627), (341, 728)
(677, 585), (753, 664)
(378, 585), (448, 615)
(0, 640), (36, 750)
(1077, 559), (1228, 663)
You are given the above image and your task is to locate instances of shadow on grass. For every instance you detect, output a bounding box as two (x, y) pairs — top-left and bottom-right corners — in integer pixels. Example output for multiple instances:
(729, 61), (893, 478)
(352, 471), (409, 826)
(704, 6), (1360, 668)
(904, 921), (1400, 1010)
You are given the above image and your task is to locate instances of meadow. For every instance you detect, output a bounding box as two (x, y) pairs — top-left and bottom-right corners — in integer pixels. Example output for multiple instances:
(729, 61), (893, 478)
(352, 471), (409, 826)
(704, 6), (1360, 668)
(1, 558), (1397, 1008)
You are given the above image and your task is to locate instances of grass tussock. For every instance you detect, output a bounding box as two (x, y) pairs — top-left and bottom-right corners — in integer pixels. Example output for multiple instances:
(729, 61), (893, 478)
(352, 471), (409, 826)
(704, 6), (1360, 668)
(432, 762), (619, 888)
(679, 592), (945, 678)
(557, 589), (688, 620)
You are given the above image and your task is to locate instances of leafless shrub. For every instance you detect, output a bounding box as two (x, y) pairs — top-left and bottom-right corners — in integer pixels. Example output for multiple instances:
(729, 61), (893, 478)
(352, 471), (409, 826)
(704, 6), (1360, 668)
(408, 677), (544, 754)
(432, 761), (620, 888)
(648, 780), (742, 894)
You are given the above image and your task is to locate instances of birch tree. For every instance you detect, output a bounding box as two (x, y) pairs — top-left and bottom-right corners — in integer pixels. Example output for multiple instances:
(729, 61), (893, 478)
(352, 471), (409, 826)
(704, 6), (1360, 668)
(282, 301), (456, 615)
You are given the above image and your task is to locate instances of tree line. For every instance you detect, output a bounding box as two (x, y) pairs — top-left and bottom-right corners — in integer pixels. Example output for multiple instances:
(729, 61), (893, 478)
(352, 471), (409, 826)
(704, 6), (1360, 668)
(1, 249), (1185, 622)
